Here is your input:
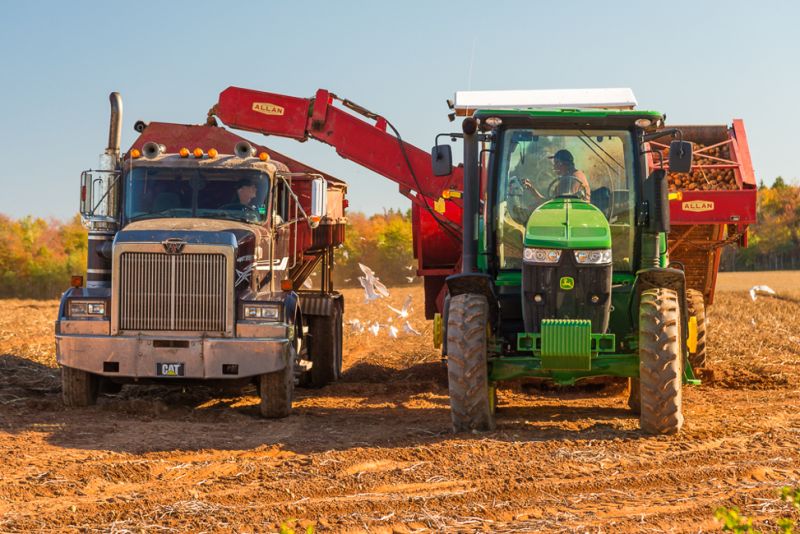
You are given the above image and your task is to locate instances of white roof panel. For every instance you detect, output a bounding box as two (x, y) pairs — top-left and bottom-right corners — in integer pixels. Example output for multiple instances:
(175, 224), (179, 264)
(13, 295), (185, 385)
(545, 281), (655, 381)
(453, 88), (637, 114)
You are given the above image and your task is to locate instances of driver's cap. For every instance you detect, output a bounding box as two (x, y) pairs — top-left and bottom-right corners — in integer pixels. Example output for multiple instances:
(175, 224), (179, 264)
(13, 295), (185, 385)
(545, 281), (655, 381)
(548, 149), (575, 165)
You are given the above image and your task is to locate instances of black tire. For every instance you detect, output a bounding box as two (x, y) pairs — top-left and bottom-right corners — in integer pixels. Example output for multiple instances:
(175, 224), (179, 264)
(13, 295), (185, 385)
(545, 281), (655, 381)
(446, 293), (495, 432)
(686, 289), (707, 369)
(259, 346), (295, 418)
(627, 378), (641, 415)
(61, 366), (99, 407)
(307, 303), (343, 388)
(638, 288), (684, 435)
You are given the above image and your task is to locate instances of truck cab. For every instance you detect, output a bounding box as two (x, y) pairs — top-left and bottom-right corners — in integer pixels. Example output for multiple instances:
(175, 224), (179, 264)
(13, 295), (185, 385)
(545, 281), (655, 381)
(56, 96), (346, 418)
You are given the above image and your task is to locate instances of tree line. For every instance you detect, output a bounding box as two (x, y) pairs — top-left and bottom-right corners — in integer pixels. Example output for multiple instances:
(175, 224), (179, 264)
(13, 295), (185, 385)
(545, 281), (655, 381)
(0, 182), (797, 299)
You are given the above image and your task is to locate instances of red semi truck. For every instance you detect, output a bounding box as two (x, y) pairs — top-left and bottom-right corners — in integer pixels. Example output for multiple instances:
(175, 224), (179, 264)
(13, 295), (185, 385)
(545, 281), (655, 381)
(56, 94), (347, 417)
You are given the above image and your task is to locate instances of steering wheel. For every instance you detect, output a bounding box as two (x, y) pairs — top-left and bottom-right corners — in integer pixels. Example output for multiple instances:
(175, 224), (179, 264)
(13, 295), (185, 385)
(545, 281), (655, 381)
(547, 175), (590, 200)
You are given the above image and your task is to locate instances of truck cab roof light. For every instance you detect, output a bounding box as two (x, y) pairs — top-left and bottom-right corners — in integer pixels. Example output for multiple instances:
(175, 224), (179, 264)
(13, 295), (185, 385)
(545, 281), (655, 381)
(208, 148), (218, 158)
(179, 147), (190, 158)
(259, 152), (269, 161)
(130, 149), (141, 159)
(193, 148), (204, 158)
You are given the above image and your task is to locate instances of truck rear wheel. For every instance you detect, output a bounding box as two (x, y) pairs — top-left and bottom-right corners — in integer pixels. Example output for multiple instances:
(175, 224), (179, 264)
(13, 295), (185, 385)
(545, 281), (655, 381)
(638, 288), (684, 435)
(307, 303), (343, 388)
(686, 289), (707, 369)
(61, 366), (99, 407)
(446, 293), (495, 432)
(259, 347), (295, 418)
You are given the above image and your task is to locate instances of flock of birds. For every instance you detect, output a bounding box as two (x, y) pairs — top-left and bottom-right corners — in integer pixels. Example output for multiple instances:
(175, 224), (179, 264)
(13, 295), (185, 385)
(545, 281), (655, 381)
(346, 263), (422, 338)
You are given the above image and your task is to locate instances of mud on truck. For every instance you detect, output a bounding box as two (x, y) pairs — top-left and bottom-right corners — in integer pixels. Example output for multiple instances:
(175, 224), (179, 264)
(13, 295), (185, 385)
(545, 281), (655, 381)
(56, 93), (347, 417)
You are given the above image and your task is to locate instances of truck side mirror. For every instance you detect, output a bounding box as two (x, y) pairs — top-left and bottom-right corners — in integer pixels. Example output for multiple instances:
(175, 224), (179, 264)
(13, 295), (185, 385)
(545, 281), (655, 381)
(669, 140), (693, 173)
(643, 169), (670, 234)
(310, 176), (327, 228)
(431, 144), (452, 177)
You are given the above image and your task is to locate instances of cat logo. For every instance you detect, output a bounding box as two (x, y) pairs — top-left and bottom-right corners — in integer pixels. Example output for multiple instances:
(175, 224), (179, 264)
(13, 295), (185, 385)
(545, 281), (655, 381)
(252, 102), (285, 116)
(560, 276), (575, 290)
(157, 363), (184, 377)
(682, 200), (714, 212)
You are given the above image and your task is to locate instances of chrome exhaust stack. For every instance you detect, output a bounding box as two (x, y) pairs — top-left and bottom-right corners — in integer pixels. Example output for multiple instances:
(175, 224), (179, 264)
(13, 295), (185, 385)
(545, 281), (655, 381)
(83, 92), (124, 288)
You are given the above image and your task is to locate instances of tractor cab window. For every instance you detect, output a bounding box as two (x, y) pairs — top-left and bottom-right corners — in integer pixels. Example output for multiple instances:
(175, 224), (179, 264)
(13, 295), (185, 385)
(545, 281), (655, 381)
(495, 129), (635, 271)
(123, 167), (270, 224)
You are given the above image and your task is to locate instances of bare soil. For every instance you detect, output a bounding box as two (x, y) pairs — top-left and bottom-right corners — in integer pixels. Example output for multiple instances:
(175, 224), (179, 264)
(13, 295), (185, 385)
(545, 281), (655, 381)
(1, 272), (800, 532)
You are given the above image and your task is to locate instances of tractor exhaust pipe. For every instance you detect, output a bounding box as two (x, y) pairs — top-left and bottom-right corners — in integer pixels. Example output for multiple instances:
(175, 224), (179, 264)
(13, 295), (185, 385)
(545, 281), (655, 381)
(461, 116), (479, 274)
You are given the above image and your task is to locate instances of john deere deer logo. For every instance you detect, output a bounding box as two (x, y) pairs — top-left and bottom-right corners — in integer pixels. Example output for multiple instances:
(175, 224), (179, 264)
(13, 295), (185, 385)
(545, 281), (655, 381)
(252, 102), (285, 116)
(560, 276), (575, 290)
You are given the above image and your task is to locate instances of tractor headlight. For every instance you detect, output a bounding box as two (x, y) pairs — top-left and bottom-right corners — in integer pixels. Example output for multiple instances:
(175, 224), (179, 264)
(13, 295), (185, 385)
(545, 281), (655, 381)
(242, 303), (281, 321)
(68, 300), (106, 318)
(574, 249), (612, 265)
(523, 247), (562, 264)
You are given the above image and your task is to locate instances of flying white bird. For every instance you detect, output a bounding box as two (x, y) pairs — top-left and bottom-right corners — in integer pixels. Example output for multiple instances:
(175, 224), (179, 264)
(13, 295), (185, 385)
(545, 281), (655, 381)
(405, 276), (415, 283)
(406, 265), (414, 271)
(369, 322), (380, 336)
(358, 263), (390, 301)
(403, 322), (422, 336)
(749, 285), (777, 301)
(347, 318), (364, 334)
(388, 295), (413, 319)
(342, 250), (349, 259)
(388, 326), (399, 339)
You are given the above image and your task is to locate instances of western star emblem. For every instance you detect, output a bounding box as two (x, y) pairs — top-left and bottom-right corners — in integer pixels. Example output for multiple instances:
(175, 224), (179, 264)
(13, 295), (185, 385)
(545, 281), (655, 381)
(560, 276), (575, 290)
(252, 102), (285, 116)
(162, 239), (186, 254)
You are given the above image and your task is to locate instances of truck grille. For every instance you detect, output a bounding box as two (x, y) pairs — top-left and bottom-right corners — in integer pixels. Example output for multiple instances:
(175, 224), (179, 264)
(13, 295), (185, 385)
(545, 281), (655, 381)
(118, 252), (228, 332)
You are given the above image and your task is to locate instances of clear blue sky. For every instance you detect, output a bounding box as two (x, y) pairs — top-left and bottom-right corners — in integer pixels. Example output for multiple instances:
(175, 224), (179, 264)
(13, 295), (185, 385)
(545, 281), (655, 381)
(0, 0), (797, 220)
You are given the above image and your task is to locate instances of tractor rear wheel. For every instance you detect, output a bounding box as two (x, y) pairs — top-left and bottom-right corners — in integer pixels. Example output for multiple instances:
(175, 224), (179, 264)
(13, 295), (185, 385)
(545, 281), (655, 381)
(446, 293), (495, 432)
(638, 288), (684, 434)
(686, 289), (707, 369)
(61, 366), (99, 407)
(259, 346), (295, 418)
(626, 378), (641, 415)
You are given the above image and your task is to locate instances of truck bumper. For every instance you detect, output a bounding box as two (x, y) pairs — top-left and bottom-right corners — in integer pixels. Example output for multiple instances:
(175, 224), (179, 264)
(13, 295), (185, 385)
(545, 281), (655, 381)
(55, 321), (290, 379)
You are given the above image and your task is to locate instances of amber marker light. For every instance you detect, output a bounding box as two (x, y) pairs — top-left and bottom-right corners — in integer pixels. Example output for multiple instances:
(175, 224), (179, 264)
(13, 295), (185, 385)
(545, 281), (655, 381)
(280, 279), (293, 291)
(130, 149), (141, 159)
(258, 152), (270, 161)
(179, 147), (190, 158)
(70, 275), (83, 288)
(193, 148), (204, 158)
(208, 148), (218, 158)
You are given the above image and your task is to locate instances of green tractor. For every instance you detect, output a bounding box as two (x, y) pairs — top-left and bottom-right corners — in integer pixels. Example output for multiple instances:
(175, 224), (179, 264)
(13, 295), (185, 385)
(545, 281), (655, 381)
(435, 95), (696, 434)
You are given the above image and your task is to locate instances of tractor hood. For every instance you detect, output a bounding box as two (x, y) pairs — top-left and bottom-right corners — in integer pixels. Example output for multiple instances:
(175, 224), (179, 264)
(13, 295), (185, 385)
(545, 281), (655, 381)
(524, 199), (611, 249)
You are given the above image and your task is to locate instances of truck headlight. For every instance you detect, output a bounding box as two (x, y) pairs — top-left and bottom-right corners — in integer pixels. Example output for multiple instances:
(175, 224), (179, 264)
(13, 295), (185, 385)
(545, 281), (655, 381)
(243, 304), (281, 320)
(68, 300), (106, 318)
(574, 249), (612, 265)
(523, 247), (562, 264)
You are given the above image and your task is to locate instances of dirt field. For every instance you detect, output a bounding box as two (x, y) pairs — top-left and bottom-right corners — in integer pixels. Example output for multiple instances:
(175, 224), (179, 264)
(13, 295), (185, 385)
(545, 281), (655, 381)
(1, 272), (799, 532)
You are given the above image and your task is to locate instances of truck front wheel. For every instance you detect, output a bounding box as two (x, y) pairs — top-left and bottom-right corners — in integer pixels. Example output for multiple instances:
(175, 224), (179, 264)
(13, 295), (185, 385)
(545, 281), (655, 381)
(638, 288), (684, 434)
(446, 293), (495, 432)
(259, 346), (295, 418)
(61, 366), (99, 407)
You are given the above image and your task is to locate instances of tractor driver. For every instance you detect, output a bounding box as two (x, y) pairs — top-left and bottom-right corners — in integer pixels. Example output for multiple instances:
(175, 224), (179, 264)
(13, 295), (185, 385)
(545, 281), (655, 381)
(548, 149), (590, 201)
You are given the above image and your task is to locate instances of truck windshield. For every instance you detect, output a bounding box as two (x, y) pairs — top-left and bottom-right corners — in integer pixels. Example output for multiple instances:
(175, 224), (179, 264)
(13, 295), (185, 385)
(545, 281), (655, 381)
(495, 128), (636, 271)
(123, 167), (270, 224)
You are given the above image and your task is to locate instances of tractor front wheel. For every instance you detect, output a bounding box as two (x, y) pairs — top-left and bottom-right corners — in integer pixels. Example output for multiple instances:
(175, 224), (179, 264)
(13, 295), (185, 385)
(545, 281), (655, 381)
(638, 288), (684, 434)
(446, 293), (495, 432)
